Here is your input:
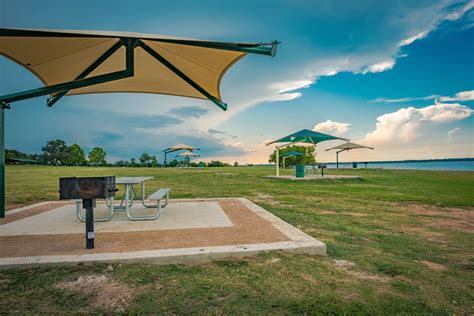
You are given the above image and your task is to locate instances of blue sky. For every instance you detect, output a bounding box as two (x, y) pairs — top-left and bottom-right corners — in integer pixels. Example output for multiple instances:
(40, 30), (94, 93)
(1, 0), (473, 163)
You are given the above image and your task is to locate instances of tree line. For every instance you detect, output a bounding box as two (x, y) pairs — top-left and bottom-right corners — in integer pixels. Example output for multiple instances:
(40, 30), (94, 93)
(5, 139), (236, 168)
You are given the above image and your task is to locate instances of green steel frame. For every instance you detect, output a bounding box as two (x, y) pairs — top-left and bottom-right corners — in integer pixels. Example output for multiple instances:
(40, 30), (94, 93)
(0, 31), (278, 217)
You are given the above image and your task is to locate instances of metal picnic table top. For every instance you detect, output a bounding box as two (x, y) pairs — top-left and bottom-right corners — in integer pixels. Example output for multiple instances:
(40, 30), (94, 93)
(116, 176), (154, 185)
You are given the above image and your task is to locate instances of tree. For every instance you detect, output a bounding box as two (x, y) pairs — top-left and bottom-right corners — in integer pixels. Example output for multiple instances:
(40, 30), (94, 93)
(42, 139), (68, 165)
(130, 158), (137, 167)
(150, 155), (158, 167)
(115, 160), (126, 167)
(234, 161), (239, 167)
(5, 149), (29, 160)
(139, 153), (158, 167)
(88, 147), (107, 166)
(63, 144), (87, 166)
(268, 145), (316, 168)
(207, 160), (230, 167)
(168, 159), (179, 167)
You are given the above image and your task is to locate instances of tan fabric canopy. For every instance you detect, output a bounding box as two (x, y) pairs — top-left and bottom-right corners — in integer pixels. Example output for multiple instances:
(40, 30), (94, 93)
(164, 143), (199, 152)
(0, 28), (276, 104)
(178, 150), (199, 157)
(326, 142), (374, 151)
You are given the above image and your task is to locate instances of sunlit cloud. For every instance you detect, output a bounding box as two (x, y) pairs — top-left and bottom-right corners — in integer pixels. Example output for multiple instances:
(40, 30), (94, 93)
(314, 120), (351, 136)
(400, 31), (427, 46)
(365, 103), (473, 144)
(372, 90), (474, 103)
(438, 90), (474, 102)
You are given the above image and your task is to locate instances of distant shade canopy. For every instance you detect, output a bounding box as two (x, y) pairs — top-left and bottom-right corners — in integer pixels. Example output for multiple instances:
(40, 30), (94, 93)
(164, 143), (199, 153)
(0, 28), (278, 110)
(266, 129), (348, 146)
(281, 151), (305, 157)
(326, 142), (374, 151)
(177, 150), (199, 157)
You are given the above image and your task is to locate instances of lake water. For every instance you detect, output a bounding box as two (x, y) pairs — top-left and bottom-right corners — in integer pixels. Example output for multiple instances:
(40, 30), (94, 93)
(324, 160), (474, 171)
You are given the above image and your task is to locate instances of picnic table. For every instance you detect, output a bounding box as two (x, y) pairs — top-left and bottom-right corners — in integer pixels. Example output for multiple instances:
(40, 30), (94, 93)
(76, 176), (170, 221)
(113, 176), (155, 210)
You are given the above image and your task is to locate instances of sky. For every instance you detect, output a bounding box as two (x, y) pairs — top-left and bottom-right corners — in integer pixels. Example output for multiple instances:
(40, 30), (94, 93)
(1, 0), (473, 164)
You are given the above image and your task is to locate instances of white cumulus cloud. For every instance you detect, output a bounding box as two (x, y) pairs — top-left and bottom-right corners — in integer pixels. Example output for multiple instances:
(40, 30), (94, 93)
(438, 90), (474, 102)
(314, 120), (351, 136)
(400, 31), (427, 46)
(363, 59), (396, 73)
(365, 103), (473, 144)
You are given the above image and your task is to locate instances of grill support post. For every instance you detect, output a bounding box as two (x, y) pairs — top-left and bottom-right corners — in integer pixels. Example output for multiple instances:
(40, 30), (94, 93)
(83, 198), (95, 249)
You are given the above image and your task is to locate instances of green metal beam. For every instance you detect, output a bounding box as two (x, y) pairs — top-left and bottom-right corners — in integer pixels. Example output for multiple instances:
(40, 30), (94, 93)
(137, 40), (228, 111)
(0, 28), (279, 57)
(47, 39), (124, 107)
(144, 39), (280, 57)
(0, 39), (136, 104)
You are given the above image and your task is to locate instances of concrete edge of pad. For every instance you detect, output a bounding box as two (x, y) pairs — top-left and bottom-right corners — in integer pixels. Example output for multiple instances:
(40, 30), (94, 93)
(0, 240), (326, 269)
(6, 201), (69, 215)
(0, 198), (326, 268)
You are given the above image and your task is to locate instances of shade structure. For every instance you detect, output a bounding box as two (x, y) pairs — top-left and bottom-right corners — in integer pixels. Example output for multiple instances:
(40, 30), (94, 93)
(177, 150), (199, 167)
(0, 28), (278, 110)
(326, 142), (374, 168)
(326, 142), (374, 151)
(164, 143), (199, 153)
(0, 27), (279, 218)
(163, 143), (200, 167)
(266, 129), (348, 146)
(177, 150), (199, 157)
(281, 151), (304, 169)
(266, 129), (348, 177)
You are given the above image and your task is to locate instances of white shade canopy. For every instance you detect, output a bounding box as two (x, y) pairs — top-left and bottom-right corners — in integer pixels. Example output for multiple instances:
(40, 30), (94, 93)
(177, 150), (199, 157)
(326, 142), (374, 151)
(164, 143), (199, 152)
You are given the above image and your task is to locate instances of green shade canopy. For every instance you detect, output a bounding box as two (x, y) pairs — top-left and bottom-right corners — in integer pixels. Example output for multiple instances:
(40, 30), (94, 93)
(281, 151), (304, 157)
(326, 142), (374, 151)
(266, 129), (348, 146)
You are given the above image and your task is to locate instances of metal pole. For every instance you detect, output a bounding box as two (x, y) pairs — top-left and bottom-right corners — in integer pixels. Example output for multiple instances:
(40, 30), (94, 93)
(0, 106), (4, 218)
(164, 152), (167, 167)
(276, 147), (279, 177)
(336, 152), (339, 169)
(83, 198), (94, 249)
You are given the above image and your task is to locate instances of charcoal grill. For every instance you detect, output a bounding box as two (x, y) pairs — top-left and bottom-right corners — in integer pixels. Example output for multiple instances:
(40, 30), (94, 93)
(59, 176), (117, 249)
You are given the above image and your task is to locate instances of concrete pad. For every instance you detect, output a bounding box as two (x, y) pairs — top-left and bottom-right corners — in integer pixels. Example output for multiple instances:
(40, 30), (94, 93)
(0, 201), (232, 236)
(264, 175), (362, 181)
(0, 198), (326, 268)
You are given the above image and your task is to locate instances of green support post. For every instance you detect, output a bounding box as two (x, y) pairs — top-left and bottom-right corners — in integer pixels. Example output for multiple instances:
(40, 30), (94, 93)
(0, 104), (6, 218)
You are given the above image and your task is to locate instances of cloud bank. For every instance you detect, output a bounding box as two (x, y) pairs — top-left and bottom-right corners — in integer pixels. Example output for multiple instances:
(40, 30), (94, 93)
(365, 102), (473, 144)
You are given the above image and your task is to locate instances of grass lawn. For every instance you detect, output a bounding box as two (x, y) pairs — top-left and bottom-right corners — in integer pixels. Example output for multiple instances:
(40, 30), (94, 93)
(1, 165), (473, 314)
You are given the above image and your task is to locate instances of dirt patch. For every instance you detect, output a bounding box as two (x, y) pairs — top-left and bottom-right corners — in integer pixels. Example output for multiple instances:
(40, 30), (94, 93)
(396, 204), (474, 234)
(55, 274), (138, 313)
(417, 260), (447, 271)
(214, 172), (239, 176)
(254, 193), (281, 206)
(317, 210), (368, 217)
(333, 259), (391, 282)
(1, 202), (72, 225)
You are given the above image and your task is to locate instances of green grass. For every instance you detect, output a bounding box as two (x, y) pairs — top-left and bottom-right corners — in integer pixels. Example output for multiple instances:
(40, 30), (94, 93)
(1, 165), (473, 314)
